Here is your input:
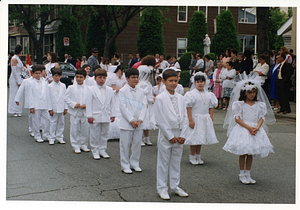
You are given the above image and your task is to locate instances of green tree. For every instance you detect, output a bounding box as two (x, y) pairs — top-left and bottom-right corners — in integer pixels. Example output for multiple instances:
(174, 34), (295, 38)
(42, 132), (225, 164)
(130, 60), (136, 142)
(178, 51), (192, 71)
(211, 10), (239, 55)
(269, 8), (288, 51)
(186, 11), (207, 54)
(137, 7), (165, 57)
(9, 5), (71, 63)
(57, 15), (84, 61)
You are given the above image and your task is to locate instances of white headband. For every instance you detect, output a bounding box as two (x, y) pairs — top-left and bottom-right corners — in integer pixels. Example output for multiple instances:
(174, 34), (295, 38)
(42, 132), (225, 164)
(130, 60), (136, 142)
(194, 71), (208, 81)
(241, 84), (257, 91)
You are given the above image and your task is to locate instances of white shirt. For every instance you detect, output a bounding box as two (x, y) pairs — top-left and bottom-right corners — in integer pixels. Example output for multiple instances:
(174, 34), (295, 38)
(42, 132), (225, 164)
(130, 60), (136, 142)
(195, 59), (204, 69)
(167, 91), (180, 126)
(254, 62), (269, 82)
(159, 60), (170, 70)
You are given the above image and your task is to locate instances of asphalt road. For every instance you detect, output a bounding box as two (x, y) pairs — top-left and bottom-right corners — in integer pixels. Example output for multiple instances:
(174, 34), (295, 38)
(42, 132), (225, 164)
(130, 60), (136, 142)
(5, 102), (297, 210)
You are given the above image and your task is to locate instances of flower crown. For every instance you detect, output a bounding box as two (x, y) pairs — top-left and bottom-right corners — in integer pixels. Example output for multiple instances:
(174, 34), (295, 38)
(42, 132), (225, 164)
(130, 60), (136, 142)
(241, 83), (257, 91)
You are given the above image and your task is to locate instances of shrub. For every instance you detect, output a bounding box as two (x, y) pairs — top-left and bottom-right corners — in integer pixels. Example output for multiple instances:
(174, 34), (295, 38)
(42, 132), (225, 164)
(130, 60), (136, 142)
(178, 51), (193, 71)
(211, 10), (240, 55)
(137, 7), (165, 57)
(179, 70), (190, 87)
(57, 15), (84, 61)
(187, 11), (208, 54)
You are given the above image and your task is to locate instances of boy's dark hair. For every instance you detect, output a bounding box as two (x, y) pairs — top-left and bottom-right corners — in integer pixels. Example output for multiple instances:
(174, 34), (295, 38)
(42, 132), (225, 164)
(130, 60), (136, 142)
(125, 68), (139, 78)
(156, 76), (162, 81)
(114, 53), (120, 59)
(227, 61), (234, 68)
(75, 69), (86, 77)
(82, 64), (90, 69)
(197, 53), (203, 59)
(93, 65), (101, 71)
(94, 69), (107, 77)
(141, 55), (156, 67)
(114, 65), (124, 73)
(51, 68), (62, 76)
(238, 82), (258, 101)
(166, 55), (172, 60)
(279, 53), (286, 60)
(194, 75), (206, 82)
(162, 69), (178, 80)
(32, 64), (44, 73)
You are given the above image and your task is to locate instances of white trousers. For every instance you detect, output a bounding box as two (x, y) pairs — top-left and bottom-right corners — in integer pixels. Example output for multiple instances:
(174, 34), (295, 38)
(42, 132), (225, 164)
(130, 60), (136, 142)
(70, 115), (88, 150)
(49, 112), (65, 141)
(28, 109), (33, 132)
(119, 129), (143, 170)
(89, 122), (109, 155)
(157, 129), (183, 193)
(41, 111), (50, 139)
(31, 109), (48, 140)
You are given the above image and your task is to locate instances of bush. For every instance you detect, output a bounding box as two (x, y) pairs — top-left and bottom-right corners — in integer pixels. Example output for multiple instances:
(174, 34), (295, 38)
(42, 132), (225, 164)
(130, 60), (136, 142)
(178, 51), (193, 71)
(137, 7), (165, 57)
(179, 70), (190, 87)
(57, 15), (84, 61)
(187, 11), (208, 54)
(211, 10), (240, 55)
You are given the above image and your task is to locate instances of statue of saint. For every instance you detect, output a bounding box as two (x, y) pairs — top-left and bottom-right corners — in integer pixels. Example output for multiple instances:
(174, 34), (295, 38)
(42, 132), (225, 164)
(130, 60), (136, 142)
(203, 34), (211, 55)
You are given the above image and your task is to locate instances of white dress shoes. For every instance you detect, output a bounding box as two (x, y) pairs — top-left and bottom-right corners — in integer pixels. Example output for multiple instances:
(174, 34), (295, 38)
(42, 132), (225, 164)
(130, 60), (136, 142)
(158, 191), (170, 200)
(93, 153), (100, 159)
(35, 139), (44, 143)
(74, 148), (81, 154)
(122, 169), (133, 174)
(131, 167), (142, 172)
(172, 188), (188, 197)
(57, 140), (65, 144)
(245, 174), (256, 184)
(239, 174), (250, 184)
(81, 146), (90, 152)
(100, 152), (110, 159)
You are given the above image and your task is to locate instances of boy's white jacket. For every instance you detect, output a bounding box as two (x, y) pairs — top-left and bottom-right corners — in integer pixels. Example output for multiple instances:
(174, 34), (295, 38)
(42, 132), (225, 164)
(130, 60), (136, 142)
(154, 90), (188, 140)
(48, 81), (68, 113)
(14, 77), (34, 109)
(85, 85), (116, 123)
(118, 83), (147, 130)
(65, 83), (89, 116)
(28, 79), (51, 110)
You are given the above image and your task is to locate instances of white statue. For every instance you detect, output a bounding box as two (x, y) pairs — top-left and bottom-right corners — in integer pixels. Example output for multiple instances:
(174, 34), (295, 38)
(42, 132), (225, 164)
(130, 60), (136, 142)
(203, 34), (211, 55)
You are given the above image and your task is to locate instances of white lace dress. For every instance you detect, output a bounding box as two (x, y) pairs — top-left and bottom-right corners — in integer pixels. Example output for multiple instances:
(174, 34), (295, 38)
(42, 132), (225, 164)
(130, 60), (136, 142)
(106, 74), (127, 139)
(222, 101), (274, 158)
(184, 89), (219, 145)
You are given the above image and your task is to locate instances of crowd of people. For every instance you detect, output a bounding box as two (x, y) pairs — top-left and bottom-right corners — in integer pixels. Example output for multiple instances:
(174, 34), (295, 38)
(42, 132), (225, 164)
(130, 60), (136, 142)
(7, 44), (294, 200)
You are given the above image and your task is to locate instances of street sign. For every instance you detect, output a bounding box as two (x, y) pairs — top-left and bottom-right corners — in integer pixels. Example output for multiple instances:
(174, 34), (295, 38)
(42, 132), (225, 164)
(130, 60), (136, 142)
(64, 37), (69, 46)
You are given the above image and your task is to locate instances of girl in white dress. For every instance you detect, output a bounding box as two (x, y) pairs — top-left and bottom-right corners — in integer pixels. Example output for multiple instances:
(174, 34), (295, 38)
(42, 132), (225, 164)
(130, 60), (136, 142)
(106, 65), (127, 139)
(184, 72), (218, 165)
(223, 72), (275, 184)
(45, 52), (59, 83)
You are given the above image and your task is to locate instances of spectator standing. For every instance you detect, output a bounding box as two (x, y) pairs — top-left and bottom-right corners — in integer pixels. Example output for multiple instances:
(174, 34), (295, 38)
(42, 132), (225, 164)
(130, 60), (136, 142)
(68, 55), (76, 67)
(189, 52), (197, 75)
(204, 54), (214, 78)
(136, 52), (142, 62)
(193, 53), (204, 72)
(81, 56), (87, 67)
(75, 57), (82, 69)
(45, 52), (59, 83)
(87, 48), (100, 76)
(128, 53), (137, 68)
(240, 50), (253, 75)
(279, 46), (292, 64)
(270, 54), (281, 111)
(101, 58), (111, 71)
(64, 54), (69, 63)
(222, 48), (231, 67)
(253, 54), (269, 97)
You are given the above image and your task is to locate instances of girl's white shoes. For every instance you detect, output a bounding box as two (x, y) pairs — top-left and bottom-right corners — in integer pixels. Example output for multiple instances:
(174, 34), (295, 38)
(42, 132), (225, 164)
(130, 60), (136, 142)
(189, 155), (204, 165)
(239, 174), (256, 184)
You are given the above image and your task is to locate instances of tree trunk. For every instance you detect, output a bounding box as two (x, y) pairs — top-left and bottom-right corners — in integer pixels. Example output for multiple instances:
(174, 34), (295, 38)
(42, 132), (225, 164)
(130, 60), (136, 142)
(257, 7), (270, 64)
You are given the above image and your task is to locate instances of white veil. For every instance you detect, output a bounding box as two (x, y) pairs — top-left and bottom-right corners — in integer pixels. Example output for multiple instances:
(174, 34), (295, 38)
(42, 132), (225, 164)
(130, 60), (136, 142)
(223, 72), (276, 136)
(138, 65), (153, 82)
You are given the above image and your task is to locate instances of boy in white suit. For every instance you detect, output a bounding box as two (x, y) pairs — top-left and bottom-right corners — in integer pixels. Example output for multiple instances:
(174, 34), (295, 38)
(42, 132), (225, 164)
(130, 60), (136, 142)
(48, 68), (68, 145)
(65, 69), (90, 153)
(154, 69), (189, 200)
(28, 64), (51, 143)
(119, 68), (147, 174)
(86, 69), (116, 159)
(15, 73), (35, 137)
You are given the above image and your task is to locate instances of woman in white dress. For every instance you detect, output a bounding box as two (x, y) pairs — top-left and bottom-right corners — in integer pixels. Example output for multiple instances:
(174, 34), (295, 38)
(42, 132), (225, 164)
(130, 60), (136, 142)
(223, 72), (275, 184)
(8, 44), (24, 117)
(45, 52), (59, 83)
(106, 65), (127, 139)
(101, 58), (111, 72)
(184, 72), (218, 165)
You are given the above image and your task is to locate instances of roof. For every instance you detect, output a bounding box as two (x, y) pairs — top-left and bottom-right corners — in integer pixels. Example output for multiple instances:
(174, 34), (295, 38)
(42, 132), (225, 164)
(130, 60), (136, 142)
(277, 16), (293, 35)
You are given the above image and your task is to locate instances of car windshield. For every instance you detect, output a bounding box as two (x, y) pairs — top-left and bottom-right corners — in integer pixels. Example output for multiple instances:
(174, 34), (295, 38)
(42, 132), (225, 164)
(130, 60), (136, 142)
(59, 63), (76, 71)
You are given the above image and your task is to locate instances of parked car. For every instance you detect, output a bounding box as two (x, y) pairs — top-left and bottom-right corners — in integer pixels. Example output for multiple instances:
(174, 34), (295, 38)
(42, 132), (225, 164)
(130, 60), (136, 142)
(58, 62), (76, 87)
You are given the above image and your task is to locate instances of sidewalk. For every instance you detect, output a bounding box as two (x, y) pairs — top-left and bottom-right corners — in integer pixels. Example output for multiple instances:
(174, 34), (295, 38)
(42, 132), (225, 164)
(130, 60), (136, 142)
(183, 87), (296, 120)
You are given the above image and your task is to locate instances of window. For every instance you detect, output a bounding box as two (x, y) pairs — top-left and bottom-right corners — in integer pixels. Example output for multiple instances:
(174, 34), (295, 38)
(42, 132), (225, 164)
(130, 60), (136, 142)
(198, 6), (208, 19)
(218, 6), (228, 14)
(44, 35), (50, 56)
(16, 37), (21, 45)
(238, 35), (256, 53)
(23, 37), (29, 55)
(177, 38), (187, 58)
(239, 7), (256, 23)
(178, 6), (187, 22)
(10, 38), (16, 54)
